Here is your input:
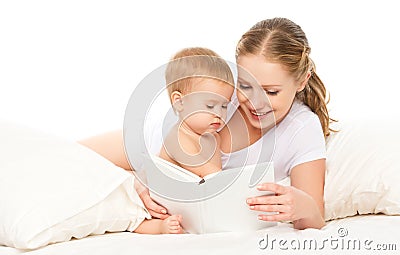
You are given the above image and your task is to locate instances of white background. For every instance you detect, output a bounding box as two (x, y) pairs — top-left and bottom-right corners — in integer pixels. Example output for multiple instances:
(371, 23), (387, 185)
(1, 0), (399, 140)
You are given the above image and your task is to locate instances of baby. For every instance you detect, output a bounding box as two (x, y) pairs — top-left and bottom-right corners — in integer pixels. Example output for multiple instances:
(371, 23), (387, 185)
(159, 47), (234, 178)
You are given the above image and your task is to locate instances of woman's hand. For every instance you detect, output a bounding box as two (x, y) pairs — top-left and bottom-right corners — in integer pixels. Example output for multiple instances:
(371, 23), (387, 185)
(134, 178), (169, 219)
(246, 182), (325, 229)
(138, 188), (169, 220)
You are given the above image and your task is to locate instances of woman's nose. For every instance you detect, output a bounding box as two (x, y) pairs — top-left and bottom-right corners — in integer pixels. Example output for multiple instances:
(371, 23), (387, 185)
(248, 90), (269, 110)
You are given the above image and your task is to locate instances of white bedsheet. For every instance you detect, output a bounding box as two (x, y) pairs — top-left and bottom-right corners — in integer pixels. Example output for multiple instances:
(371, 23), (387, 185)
(1, 215), (399, 255)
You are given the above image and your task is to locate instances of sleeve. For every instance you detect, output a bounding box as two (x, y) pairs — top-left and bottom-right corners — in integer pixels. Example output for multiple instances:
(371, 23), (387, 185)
(286, 115), (327, 175)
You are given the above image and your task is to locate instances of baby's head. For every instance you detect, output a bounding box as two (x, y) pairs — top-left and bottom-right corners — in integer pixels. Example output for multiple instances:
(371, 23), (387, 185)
(165, 47), (234, 134)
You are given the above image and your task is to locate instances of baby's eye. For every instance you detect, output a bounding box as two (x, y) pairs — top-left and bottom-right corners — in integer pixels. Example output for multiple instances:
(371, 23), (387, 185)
(239, 83), (252, 90)
(221, 104), (228, 109)
(206, 105), (215, 109)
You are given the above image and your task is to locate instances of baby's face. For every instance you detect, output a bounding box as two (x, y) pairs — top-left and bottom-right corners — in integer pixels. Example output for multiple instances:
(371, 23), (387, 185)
(178, 79), (234, 135)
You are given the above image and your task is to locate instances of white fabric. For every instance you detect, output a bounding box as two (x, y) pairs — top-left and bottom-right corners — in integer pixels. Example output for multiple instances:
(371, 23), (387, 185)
(0, 121), (150, 250)
(1, 215), (399, 255)
(324, 119), (400, 220)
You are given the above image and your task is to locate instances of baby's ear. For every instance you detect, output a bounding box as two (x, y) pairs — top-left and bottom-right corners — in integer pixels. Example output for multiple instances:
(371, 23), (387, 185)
(171, 91), (183, 112)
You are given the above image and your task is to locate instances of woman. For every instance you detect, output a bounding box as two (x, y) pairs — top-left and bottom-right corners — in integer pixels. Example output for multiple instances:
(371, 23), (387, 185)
(220, 17), (332, 230)
(80, 17), (333, 230)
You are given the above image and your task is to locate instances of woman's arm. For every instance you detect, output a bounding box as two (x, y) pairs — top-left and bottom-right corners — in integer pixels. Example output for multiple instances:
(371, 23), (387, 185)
(78, 130), (169, 219)
(247, 159), (326, 230)
(290, 159), (325, 229)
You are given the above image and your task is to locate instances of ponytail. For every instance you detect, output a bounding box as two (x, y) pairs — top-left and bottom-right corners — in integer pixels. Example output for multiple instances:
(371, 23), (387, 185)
(297, 67), (336, 137)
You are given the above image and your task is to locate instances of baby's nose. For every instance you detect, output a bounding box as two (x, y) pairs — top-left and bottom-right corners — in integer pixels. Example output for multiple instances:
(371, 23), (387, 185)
(212, 107), (223, 117)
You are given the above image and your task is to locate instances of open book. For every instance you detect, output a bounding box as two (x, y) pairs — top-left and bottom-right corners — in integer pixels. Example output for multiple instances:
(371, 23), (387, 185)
(143, 155), (277, 234)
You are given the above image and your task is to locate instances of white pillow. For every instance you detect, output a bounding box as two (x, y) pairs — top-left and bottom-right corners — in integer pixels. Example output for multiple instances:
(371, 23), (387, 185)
(0, 121), (150, 249)
(324, 119), (400, 220)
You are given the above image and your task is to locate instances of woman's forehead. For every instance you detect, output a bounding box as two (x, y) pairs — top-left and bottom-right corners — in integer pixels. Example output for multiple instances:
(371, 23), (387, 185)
(237, 55), (293, 86)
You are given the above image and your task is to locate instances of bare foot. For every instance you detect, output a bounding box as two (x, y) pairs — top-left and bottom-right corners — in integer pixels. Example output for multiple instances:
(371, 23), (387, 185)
(160, 215), (183, 234)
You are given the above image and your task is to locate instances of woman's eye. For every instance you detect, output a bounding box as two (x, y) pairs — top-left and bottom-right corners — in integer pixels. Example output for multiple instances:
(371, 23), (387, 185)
(265, 90), (279, 96)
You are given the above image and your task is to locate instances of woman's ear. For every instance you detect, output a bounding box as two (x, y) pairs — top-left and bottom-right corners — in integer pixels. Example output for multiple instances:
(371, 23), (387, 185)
(171, 91), (184, 112)
(297, 71), (312, 92)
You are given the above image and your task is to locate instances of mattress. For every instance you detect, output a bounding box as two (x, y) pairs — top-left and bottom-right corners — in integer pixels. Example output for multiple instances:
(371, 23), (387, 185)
(1, 214), (398, 255)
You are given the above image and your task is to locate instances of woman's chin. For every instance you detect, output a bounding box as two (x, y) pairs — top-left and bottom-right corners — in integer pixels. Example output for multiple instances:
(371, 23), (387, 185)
(248, 112), (276, 130)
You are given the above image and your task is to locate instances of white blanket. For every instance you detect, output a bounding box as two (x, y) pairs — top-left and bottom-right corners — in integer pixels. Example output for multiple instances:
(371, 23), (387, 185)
(2, 215), (398, 255)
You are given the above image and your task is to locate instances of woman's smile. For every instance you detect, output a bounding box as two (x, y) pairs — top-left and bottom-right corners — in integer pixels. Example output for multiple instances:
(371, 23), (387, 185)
(250, 109), (273, 120)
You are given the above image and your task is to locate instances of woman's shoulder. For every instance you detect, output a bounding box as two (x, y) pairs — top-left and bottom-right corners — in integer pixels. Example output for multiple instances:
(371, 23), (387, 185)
(274, 101), (326, 176)
(276, 100), (323, 141)
(284, 100), (320, 127)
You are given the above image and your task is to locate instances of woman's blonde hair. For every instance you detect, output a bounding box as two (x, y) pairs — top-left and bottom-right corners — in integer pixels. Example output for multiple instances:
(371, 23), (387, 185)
(165, 47), (234, 102)
(236, 18), (335, 137)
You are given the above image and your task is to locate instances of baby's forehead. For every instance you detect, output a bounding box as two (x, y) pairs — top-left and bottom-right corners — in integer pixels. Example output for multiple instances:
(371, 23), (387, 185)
(188, 78), (233, 95)
(184, 90), (232, 102)
(188, 77), (233, 87)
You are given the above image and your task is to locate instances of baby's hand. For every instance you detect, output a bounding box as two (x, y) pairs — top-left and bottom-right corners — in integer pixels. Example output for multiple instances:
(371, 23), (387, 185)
(161, 215), (184, 234)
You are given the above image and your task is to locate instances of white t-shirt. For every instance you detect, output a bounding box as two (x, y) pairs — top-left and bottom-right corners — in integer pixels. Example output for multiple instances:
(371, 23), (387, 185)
(143, 91), (326, 181)
(220, 99), (326, 181)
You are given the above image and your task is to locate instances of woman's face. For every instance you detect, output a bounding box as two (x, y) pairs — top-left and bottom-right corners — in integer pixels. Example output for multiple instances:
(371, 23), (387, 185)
(236, 54), (305, 131)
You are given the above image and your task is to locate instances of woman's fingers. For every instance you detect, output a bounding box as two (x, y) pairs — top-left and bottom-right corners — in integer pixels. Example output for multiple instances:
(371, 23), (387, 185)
(257, 212), (289, 222)
(247, 182), (297, 222)
(246, 182), (290, 207)
(256, 182), (287, 195)
(249, 204), (289, 213)
(139, 190), (169, 219)
(246, 193), (281, 205)
(146, 201), (169, 219)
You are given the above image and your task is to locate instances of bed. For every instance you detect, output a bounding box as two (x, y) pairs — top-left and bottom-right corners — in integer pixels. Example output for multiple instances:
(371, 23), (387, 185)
(1, 118), (399, 254)
(0, 214), (399, 255)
